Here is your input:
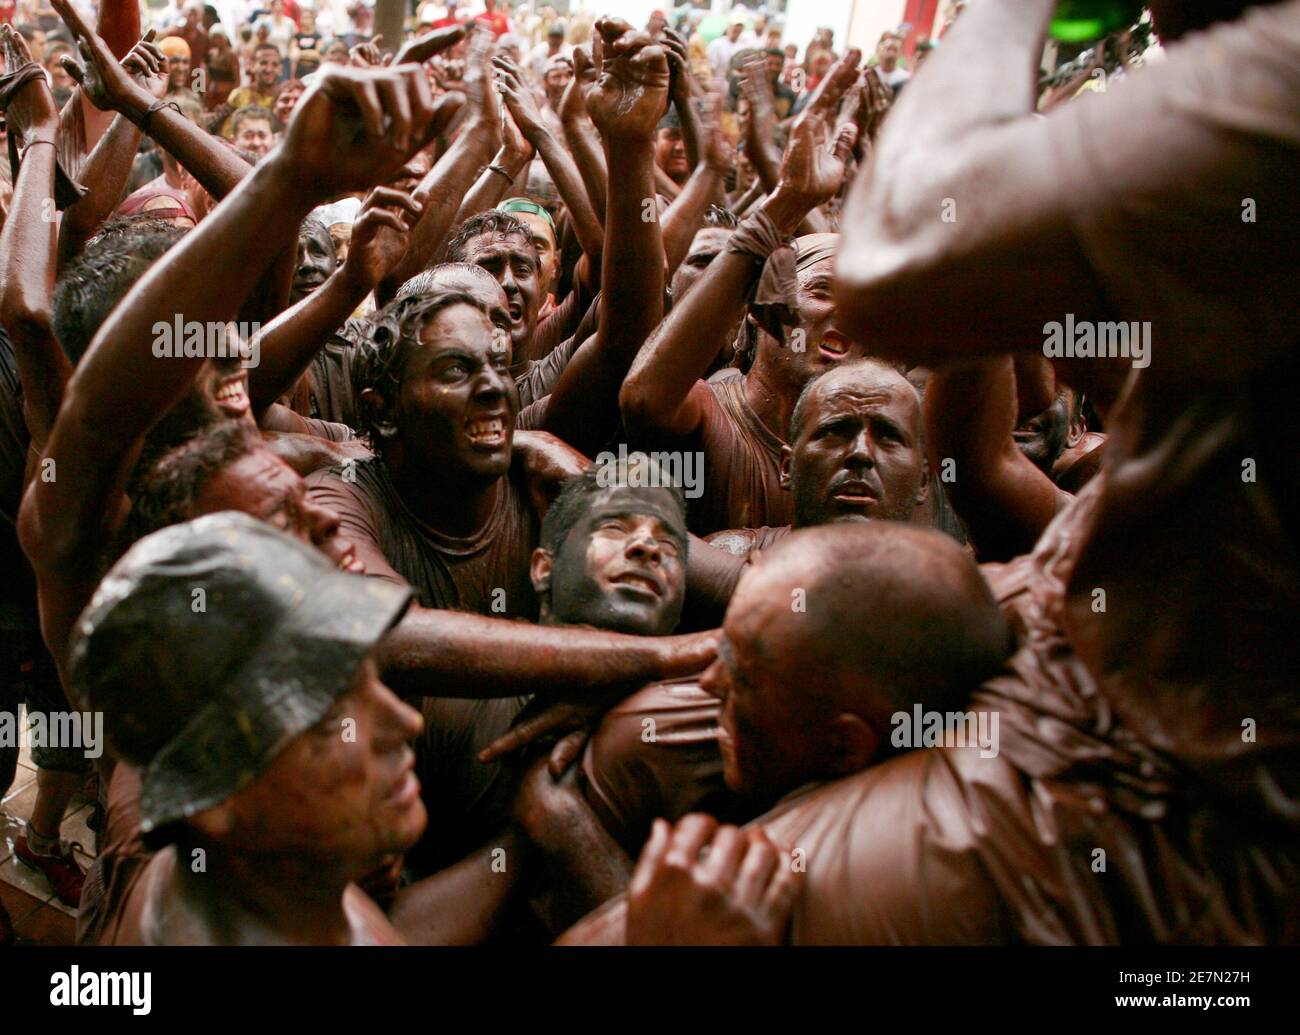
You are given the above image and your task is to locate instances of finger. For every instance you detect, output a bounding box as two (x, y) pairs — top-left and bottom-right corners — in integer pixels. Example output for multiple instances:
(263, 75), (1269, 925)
(427, 89), (464, 140)
(698, 824), (747, 885)
(547, 728), (588, 778)
(356, 208), (407, 235)
(376, 73), (412, 151)
(809, 48), (862, 118)
(832, 122), (858, 165)
(477, 707), (575, 763)
(760, 849), (804, 929)
(363, 185), (421, 216)
(734, 829), (780, 906)
(58, 54), (86, 85)
(664, 813), (718, 870)
(51, 0), (93, 39)
(629, 818), (671, 898)
(141, 28), (157, 44)
(350, 75), (385, 140)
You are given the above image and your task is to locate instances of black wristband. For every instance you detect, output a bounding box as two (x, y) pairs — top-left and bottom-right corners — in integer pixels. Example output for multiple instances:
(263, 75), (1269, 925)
(138, 99), (182, 135)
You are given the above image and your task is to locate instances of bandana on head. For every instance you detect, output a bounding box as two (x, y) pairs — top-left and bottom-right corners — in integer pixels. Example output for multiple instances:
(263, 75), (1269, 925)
(749, 232), (839, 344)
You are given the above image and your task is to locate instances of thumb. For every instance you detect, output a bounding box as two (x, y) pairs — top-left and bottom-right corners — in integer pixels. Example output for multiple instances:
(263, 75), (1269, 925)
(832, 122), (858, 165)
(59, 54), (87, 85)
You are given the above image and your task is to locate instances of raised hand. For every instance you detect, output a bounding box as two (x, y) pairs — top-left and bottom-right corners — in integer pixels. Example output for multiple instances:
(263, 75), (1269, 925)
(777, 48), (862, 207)
(701, 81), (733, 175)
(340, 186), (422, 290)
(626, 817), (803, 946)
(49, 0), (154, 117)
(279, 64), (464, 199)
(493, 54), (547, 143)
(557, 44), (597, 124)
(460, 22), (501, 137)
(395, 24), (466, 67)
(121, 34), (170, 101)
(349, 36), (385, 68)
(583, 17), (669, 141)
(660, 26), (693, 108)
(0, 23), (58, 137)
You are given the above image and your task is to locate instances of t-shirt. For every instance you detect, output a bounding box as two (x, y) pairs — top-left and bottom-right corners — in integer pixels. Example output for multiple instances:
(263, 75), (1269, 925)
(306, 318), (371, 432)
(305, 455), (540, 619)
(580, 677), (747, 856)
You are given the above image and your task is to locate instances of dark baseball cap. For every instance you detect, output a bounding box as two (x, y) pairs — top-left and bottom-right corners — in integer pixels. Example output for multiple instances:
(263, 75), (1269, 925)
(68, 511), (412, 832)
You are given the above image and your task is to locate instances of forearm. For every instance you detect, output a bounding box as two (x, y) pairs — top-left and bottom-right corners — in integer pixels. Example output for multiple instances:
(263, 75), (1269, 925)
(378, 606), (707, 699)
(0, 132), (68, 450)
(123, 95), (252, 199)
(623, 190), (803, 428)
(661, 162), (722, 274)
(250, 269), (372, 415)
(57, 113), (141, 264)
(68, 155), (313, 440)
(531, 128), (603, 259)
(448, 145), (527, 232)
(542, 140), (661, 455)
(379, 123), (496, 298)
(562, 113), (607, 224)
(390, 827), (530, 945)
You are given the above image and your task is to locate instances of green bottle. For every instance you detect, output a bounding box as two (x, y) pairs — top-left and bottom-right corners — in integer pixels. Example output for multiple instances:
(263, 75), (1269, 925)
(1049, 1), (1145, 43)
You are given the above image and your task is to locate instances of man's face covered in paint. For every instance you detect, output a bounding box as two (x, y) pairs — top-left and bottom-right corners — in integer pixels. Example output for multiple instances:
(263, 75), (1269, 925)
(784, 363), (926, 527)
(291, 221), (337, 303)
(391, 302), (517, 482)
(755, 251), (870, 395)
(1014, 389), (1081, 473)
(545, 486), (688, 636)
(458, 230), (541, 356)
(219, 659), (426, 874)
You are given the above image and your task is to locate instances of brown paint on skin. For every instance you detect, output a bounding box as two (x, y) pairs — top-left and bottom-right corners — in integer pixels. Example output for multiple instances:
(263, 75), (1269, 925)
(654, 127), (689, 185)
(783, 361), (928, 528)
(194, 447), (363, 573)
(457, 231), (541, 363)
(539, 485), (689, 636)
(378, 303), (519, 536)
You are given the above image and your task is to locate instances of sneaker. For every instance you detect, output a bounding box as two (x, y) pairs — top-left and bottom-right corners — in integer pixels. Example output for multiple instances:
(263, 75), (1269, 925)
(15, 835), (86, 908)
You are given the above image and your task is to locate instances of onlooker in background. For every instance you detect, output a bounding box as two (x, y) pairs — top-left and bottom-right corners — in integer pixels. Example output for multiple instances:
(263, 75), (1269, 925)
(874, 30), (911, 91)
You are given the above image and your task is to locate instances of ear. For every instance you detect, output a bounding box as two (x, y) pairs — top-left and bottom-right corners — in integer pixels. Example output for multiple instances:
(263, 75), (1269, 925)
(529, 547), (554, 595)
(359, 387), (398, 440)
(1066, 405), (1087, 449)
(914, 458), (930, 506)
(824, 712), (878, 778)
(779, 443), (793, 491)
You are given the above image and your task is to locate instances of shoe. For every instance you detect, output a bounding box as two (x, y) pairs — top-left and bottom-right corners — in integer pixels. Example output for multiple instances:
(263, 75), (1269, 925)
(15, 834), (85, 908)
(0, 899), (13, 946)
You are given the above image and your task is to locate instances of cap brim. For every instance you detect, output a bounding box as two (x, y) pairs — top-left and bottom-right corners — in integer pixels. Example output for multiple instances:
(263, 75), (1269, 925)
(139, 573), (412, 831)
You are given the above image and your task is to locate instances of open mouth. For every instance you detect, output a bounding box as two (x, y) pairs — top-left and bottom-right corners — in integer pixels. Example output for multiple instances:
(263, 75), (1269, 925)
(830, 480), (880, 509)
(506, 300), (523, 324)
(465, 414), (507, 449)
(818, 331), (851, 361)
(214, 373), (250, 416)
(610, 571), (662, 598)
(383, 753), (419, 808)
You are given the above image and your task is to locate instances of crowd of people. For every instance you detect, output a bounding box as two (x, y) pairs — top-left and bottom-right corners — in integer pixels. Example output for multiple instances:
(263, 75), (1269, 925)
(0, 0), (1296, 946)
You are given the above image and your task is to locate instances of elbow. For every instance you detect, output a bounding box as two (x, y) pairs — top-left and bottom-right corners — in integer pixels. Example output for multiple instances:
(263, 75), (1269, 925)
(619, 377), (658, 431)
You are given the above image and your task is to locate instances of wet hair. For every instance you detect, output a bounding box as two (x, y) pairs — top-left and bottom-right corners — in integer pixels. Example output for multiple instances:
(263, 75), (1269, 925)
(231, 105), (274, 136)
(357, 289), (490, 443)
(703, 205), (740, 229)
(128, 419), (262, 543)
(444, 210), (534, 264)
(789, 358), (919, 440)
(656, 106), (681, 133)
(540, 468), (688, 558)
(52, 217), (187, 363)
(396, 262), (497, 301)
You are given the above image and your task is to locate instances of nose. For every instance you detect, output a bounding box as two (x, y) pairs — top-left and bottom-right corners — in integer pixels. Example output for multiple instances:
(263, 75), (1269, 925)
(845, 428), (874, 468)
(624, 529), (662, 565)
(304, 497), (342, 548)
(371, 678), (425, 744)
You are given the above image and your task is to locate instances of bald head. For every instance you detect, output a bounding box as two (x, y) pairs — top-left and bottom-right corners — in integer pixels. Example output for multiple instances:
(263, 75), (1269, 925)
(703, 522), (1011, 800)
(783, 359), (927, 527)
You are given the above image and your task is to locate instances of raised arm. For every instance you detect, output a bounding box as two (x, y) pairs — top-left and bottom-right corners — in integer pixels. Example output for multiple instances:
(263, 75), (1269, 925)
(557, 45), (607, 225)
(0, 25), (68, 451)
(925, 358), (1066, 562)
(621, 53), (861, 441)
(53, 0), (251, 200)
(250, 187), (423, 418)
(19, 64), (457, 662)
(377, 25), (499, 299)
(538, 18), (668, 457)
(660, 85), (730, 275)
(835, 0), (1300, 381)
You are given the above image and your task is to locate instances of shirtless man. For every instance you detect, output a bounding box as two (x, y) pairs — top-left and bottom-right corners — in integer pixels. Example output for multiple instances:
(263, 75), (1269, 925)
(620, 50), (868, 535)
